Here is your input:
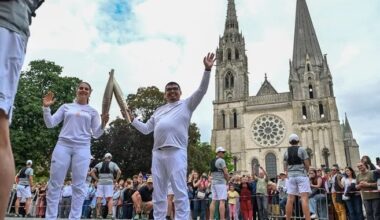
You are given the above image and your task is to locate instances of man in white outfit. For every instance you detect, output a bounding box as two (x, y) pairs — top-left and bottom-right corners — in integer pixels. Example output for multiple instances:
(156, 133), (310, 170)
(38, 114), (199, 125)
(126, 53), (216, 219)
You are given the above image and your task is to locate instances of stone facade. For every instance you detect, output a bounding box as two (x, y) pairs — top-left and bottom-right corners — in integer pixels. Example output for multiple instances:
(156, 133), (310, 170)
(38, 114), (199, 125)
(211, 0), (360, 178)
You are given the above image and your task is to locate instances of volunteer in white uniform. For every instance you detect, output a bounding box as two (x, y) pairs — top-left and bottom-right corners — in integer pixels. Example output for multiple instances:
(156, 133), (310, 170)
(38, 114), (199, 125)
(126, 53), (215, 219)
(42, 82), (109, 219)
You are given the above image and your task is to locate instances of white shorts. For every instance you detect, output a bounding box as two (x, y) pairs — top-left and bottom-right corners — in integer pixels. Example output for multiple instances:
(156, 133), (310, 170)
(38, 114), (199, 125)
(286, 176), (311, 195)
(96, 184), (113, 198)
(211, 184), (227, 200)
(16, 185), (32, 198)
(0, 27), (27, 124)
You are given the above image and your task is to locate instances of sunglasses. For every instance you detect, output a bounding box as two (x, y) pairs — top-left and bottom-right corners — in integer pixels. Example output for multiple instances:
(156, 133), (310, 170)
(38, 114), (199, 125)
(165, 87), (180, 92)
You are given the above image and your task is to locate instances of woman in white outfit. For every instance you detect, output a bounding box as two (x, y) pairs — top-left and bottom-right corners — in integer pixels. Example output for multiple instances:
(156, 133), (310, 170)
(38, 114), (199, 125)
(42, 82), (108, 220)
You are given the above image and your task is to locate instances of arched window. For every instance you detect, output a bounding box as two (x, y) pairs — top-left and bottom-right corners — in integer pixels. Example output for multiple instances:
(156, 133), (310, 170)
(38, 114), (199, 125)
(319, 103), (324, 118)
(302, 104), (307, 119)
(219, 50), (223, 62)
(307, 63), (311, 72)
(224, 72), (234, 89)
(265, 153), (277, 179)
(251, 158), (259, 175)
(329, 82), (334, 97)
(235, 48), (239, 60)
(309, 84), (314, 99)
(227, 48), (232, 60)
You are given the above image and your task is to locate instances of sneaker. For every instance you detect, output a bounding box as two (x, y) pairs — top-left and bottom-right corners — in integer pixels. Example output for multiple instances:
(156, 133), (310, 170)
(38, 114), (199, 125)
(25, 213), (33, 218)
(311, 214), (317, 219)
(106, 213), (113, 219)
(133, 214), (141, 220)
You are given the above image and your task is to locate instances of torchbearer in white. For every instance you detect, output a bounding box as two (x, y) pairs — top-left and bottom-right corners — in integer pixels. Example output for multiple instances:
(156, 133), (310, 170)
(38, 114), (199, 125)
(123, 52), (216, 220)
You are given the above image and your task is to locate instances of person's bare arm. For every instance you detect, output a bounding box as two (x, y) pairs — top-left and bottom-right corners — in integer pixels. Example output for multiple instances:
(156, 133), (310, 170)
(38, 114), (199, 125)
(223, 167), (229, 182)
(303, 159), (310, 173)
(90, 168), (98, 181)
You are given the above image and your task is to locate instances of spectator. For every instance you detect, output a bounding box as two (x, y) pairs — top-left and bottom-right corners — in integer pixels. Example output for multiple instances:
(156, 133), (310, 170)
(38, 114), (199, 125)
(14, 160), (34, 217)
(209, 146), (229, 220)
(283, 134), (311, 220)
(193, 173), (209, 220)
(132, 177), (154, 219)
(35, 183), (47, 218)
(82, 180), (96, 218)
(356, 162), (380, 220)
(277, 172), (287, 216)
(308, 168), (327, 219)
(227, 184), (239, 220)
(361, 155), (377, 171)
(59, 179), (72, 218)
(239, 176), (253, 220)
(252, 166), (271, 220)
(330, 164), (346, 220)
(120, 180), (135, 219)
(90, 152), (121, 219)
(342, 166), (364, 220)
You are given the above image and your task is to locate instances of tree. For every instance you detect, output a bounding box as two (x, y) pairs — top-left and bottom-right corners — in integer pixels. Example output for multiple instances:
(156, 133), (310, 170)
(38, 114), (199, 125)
(11, 60), (81, 177)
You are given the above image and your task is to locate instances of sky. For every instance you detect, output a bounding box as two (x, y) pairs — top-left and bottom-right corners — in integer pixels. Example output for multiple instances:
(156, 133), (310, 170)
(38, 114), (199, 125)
(25, 0), (380, 162)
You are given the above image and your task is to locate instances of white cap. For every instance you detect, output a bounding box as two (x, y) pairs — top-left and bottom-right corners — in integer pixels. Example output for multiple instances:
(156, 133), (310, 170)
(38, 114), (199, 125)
(289, 133), (300, 142)
(26, 160), (33, 165)
(215, 146), (226, 153)
(104, 153), (112, 159)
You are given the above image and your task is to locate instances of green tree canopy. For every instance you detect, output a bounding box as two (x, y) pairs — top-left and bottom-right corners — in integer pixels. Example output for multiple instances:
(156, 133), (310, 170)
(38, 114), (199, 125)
(11, 60), (81, 177)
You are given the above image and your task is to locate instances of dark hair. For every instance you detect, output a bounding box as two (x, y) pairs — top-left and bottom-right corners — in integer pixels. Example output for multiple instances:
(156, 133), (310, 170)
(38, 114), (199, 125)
(165, 82), (181, 91)
(361, 155), (376, 170)
(345, 166), (356, 179)
(289, 140), (299, 145)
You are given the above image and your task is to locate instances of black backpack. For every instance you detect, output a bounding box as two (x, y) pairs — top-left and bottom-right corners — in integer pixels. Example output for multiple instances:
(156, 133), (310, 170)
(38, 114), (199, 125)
(287, 146), (303, 165)
(17, 167), (28, 178)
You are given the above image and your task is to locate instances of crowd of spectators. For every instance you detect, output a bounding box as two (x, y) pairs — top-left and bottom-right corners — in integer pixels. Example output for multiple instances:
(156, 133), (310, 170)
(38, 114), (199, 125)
(7, 155), (380, 219)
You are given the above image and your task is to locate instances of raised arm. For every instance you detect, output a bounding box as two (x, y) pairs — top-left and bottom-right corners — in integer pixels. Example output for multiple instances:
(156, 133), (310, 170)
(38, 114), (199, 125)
(187, 53), (216, 111)
(42, 91), (65, 128)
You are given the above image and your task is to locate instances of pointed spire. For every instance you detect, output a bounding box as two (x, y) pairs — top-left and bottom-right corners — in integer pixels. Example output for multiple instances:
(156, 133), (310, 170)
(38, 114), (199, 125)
(292, 0), (323, 69)
(344, 113), (352, 133)
(224, 0), (239, 34)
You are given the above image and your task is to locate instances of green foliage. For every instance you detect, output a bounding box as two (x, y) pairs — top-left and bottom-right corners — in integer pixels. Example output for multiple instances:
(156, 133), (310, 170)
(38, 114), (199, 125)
(11, 60), (81, 177)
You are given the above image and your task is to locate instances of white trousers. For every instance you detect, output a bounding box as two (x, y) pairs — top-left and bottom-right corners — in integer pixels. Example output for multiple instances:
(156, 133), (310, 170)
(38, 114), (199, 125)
(0, 27), (27, 124)
(45, 144), (91, 220)
(152, 147), (189, 220)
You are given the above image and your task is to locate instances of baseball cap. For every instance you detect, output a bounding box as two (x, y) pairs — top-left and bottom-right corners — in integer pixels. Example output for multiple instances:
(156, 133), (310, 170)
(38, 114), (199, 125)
(288, 133), (299, 142)
(104, 153), (112, 159)
(215, 146), (226, 153)
(26, 160), (33, 165)
(147, 177), (153, 183)
(279, 172), (286, 176)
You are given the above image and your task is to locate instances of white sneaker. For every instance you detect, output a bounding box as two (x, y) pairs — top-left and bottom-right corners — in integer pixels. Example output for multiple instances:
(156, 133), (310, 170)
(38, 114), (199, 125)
(310, 213), (317, 219)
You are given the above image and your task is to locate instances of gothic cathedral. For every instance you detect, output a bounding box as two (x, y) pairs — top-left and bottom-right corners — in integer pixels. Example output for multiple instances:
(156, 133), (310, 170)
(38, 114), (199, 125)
(211, 0), (360, 178)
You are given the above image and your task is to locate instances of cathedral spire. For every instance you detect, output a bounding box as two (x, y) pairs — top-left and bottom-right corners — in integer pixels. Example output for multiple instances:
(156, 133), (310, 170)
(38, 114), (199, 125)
(224, 0), (239, 34)
(344, 113), (352, 133)
(292, 0), (323, 69)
